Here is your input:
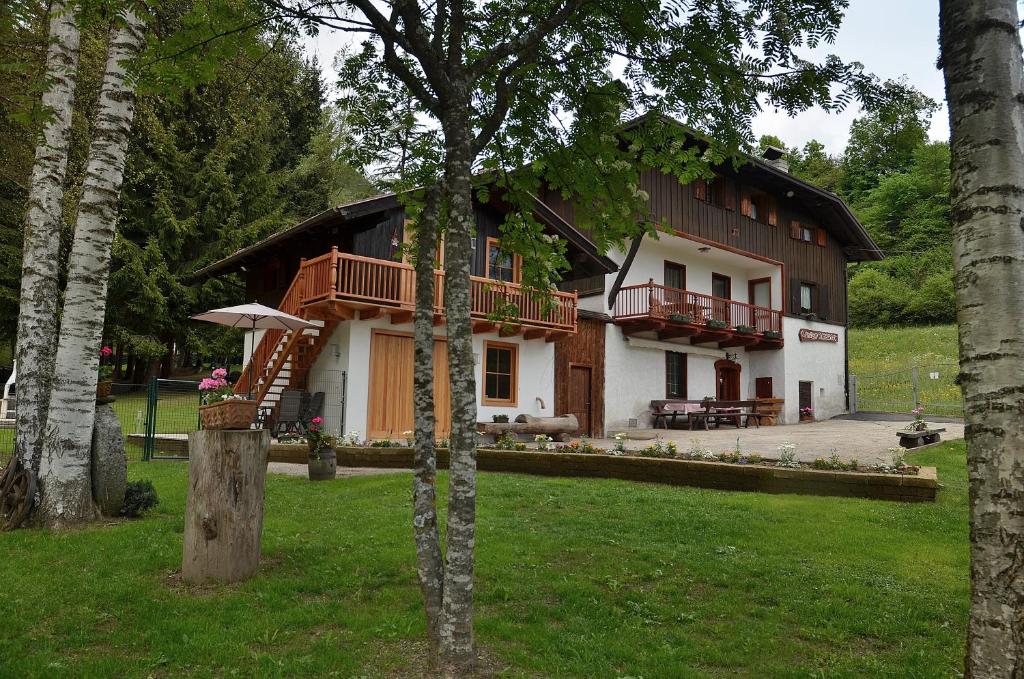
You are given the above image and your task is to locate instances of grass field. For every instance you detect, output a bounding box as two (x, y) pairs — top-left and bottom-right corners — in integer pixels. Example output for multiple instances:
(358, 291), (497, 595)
(0, 442), (969, 677)
(848, 324), (963, 417)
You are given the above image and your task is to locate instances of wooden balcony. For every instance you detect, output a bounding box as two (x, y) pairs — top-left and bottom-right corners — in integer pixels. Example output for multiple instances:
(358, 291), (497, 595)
(299, 247), (577, 340)
(613, 280), (783, 350)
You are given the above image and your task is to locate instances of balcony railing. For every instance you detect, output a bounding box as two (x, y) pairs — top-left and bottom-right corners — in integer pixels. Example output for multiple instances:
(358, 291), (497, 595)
(614, 280), (781, 334)
(299, 247), (577, 332)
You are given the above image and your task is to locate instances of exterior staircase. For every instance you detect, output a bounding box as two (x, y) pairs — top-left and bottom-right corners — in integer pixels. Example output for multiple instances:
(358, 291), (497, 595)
(234, 266), (339, 414)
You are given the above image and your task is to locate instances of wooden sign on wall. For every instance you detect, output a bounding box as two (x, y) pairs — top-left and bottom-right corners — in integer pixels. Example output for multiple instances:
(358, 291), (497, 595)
(798, 328), (839, 343)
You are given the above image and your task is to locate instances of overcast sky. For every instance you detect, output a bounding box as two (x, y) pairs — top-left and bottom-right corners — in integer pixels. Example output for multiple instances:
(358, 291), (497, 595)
(304, 0), (948, 156)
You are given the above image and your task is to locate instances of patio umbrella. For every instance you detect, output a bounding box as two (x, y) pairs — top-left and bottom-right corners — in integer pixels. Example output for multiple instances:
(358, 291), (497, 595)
(191, 302), (315, 399)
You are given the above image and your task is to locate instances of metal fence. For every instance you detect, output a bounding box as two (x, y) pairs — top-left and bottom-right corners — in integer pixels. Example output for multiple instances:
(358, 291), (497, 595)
(851, 363), (964, 418)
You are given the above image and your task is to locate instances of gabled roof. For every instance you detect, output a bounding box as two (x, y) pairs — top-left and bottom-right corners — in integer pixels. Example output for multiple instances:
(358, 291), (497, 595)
(193, 190), (617, 279)
(619, 112), (884, 261)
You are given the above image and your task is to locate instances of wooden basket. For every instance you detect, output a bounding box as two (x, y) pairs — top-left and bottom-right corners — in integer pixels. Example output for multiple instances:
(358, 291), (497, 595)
(96, 380), (112, 399)
(200, 399), (258, 430)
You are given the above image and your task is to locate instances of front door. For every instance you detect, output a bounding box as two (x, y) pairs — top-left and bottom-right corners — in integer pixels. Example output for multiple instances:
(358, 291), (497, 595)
(367, 331), (450, 439)
(798, 380), (813, 415)
(567, 365), (592, 436)
(715, 360), (741, 401)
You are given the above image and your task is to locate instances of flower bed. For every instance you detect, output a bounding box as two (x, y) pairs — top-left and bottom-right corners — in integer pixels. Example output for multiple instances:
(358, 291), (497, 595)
(266, 441), (937, 502)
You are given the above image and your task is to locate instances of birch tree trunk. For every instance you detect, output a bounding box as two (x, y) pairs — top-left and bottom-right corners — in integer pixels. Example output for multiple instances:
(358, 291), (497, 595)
(13, 0), (81, 481)
(412, 184), (445, 654)
(37, 11), (147, 528)
(939, 0), (1024, 674)
(439, 98), (478, 675)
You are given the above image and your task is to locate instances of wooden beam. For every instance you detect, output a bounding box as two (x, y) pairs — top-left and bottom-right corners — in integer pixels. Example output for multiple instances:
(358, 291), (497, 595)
(545, 330), (571, 343)
(498, 324), (522, 337)
(690, 328), (731, 345)
(522, 328), (547, 340)
(472, 321), (497, 334)
(657, 324), (700, 341)
(327, 301), (354, 320)
(389, 310), (413, 324)
(746, 338), (785, 352)
(718, 334), (760, 348)
(432, 313), (446, 326)
(615, 318), (666, 336)
(359, 308), (383, 320)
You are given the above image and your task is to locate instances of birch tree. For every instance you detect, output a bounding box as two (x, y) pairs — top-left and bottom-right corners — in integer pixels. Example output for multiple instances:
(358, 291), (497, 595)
(938, 0), (1024, 674)
(35, 9), (147, 527)
(12, 0), (81, 490)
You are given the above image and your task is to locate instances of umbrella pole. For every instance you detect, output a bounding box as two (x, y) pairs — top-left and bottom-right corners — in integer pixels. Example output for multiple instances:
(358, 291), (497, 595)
(248, 317), (255, 401)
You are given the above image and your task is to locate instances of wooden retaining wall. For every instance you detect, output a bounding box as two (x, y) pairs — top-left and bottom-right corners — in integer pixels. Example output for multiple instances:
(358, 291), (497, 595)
(274, 445), (937, 503)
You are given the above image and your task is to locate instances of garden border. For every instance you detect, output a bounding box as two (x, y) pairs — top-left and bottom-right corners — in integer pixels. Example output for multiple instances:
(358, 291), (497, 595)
(268, 444), (938, 502)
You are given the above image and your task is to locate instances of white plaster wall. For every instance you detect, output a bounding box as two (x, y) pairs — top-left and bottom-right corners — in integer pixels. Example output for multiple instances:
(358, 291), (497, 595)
(780, 317), (847, 423)
(603, 329), (754, 431)
(306, 317), (555, 440)
(306, 323), (351, 435)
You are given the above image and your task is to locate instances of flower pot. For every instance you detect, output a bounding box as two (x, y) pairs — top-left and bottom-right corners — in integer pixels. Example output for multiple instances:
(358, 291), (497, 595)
(307, 448), (337, 481)
(96, 379), (112, 399)
(200, 399), (258, 430)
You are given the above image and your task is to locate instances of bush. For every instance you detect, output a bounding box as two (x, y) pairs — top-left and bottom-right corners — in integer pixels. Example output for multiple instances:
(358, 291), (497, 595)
(121, 480), (159, 518)
(848, 269), (912, 327)
(905, 272), (956, 325)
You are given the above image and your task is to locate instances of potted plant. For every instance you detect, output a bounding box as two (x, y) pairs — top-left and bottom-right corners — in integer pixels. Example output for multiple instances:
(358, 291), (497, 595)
(198, 368), (257, 430)
(492, 414), (509, 423)
(735, 324), (755, 334)
(306, 416), (337, 481)
(96, 346), (114, 399)
(799, 406), (814, 422)
(763, 330), (782, 340)
(909, 406), (927, 432)
(707, 319), (728, 329)
(668, 312), (692, 324)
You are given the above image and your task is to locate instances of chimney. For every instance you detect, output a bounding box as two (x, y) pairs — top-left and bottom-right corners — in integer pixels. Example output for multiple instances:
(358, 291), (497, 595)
(761, 146), (789, 173)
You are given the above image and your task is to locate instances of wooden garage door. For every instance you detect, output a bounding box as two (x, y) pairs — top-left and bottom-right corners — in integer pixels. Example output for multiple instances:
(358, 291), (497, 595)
(367, 331), (450, 439)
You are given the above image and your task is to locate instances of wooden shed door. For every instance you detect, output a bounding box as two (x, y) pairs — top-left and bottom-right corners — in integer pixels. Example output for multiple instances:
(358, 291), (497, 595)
(567, 365), (593, 436)
(368, 331), (450, 439)
(798, 380), (813, 412)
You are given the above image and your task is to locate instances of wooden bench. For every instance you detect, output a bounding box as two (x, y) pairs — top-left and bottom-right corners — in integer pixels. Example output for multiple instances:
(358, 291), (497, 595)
(650, 400), (705, 429)
(897, 427), (945, 449)
(687, 400), (772, 430)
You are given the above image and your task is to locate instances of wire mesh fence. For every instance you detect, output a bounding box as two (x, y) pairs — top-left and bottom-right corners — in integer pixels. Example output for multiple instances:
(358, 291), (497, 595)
(852, 363), (964, 418)
(0, 378), (201, 471)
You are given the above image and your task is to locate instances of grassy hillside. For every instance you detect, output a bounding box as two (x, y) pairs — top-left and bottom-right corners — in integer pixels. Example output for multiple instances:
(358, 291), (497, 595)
(848, 324), (962, 417)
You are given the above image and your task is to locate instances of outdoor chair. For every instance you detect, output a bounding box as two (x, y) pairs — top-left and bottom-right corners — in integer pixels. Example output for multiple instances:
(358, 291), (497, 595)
(274, 389), (305, 437)
(302, 391), (325, 426)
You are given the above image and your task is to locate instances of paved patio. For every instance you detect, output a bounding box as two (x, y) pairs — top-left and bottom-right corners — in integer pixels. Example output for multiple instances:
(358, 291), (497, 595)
(594, 418), (964, 465)
(267, 462), (407, 478)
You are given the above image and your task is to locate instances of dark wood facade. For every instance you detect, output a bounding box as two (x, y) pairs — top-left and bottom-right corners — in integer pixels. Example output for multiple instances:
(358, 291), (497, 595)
(554, 316), (606, 436)
(542, 163), (876, 327)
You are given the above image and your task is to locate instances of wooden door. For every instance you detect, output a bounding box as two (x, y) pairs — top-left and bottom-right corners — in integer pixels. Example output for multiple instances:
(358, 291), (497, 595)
(715, 360), (741, 401)
(567, 365), (592, 436)
(798, 380), (813, 411)
(755, 376), (773, 399)
(368, 331), (450, 439)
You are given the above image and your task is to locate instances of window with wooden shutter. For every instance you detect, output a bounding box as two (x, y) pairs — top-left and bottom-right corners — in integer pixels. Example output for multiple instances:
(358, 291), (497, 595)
(790, 220), (801, 240)
(693, 178), (708, 202)
(815, 227), (827, 247)
(766, 199), (777, 226)
(721, 177), (735, 211)
(817, 285), (829, 319)
(740, 191), (752, 218)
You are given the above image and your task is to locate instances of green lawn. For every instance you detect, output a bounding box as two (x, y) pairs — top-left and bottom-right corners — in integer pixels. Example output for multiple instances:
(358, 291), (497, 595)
(848, 324), (963, 416)
(0, 443), (969, 677)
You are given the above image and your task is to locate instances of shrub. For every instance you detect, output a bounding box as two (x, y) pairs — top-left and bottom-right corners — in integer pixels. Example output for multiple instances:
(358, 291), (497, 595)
(639, 437), (677, 458)
(776, 443), (800, 468)
(121, 481), (159, 518)
(370, 439), (398, 448)
(560, 439), (604, 455)
(848, 269), (912, 327)
(493, 430), (525, 451)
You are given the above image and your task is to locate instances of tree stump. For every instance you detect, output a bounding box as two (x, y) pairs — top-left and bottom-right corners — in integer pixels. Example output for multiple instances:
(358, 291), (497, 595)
(91, 403), (127, 516)
(183, 429), (269, 584)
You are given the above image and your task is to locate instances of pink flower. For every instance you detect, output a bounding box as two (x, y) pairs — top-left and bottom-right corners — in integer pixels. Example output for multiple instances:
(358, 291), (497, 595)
(311, 416), (323, 425)
(100, 346), (113, 357)
(212, 368), (227, 379)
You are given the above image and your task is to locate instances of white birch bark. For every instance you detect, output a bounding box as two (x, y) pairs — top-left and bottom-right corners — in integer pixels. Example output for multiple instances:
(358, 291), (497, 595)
(939, 0), (1024, 674)
(37, 11), (146, 527)
(13, 0), (81, 482)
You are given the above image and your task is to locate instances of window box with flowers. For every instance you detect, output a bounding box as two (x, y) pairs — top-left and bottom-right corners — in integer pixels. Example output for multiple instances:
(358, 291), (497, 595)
(306, 416), (337, 481)
(198, 368), (257, 430)
(96, 346), (114, 399)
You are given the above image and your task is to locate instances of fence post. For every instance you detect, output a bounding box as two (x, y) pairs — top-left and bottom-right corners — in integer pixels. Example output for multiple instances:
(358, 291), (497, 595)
(911, 367), (920, 410)
(144, 376), (157, 461)
(849, 375), (858, 414)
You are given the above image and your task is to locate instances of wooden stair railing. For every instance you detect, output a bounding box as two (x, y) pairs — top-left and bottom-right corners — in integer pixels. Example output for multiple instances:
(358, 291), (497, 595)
(235, 264), (308, 401)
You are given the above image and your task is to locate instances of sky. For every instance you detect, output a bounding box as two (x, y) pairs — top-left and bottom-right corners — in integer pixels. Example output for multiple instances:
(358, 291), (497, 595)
(303, 0), (948, 156)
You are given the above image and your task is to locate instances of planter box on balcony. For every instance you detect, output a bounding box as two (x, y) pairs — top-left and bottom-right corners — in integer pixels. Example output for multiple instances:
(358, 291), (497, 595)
(763, 330), (782, 339)
(707, 319), (729, 330)
(735, 325), (756, 334)
(668, 313), (692, 324)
